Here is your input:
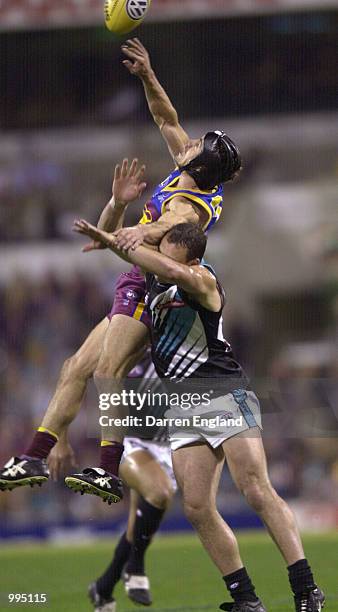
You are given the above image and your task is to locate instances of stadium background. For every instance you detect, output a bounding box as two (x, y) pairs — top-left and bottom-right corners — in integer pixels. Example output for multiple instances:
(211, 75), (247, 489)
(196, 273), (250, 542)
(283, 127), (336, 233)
(0, 0), (337, 608)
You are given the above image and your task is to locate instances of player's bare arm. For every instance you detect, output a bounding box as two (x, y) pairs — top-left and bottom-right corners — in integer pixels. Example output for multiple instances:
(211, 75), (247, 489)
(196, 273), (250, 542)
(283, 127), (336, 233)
(83, 158), (147, 253)
(113, 195), (207, 252)
(74, 220), (221, 311)
(121, 38), (190, 159)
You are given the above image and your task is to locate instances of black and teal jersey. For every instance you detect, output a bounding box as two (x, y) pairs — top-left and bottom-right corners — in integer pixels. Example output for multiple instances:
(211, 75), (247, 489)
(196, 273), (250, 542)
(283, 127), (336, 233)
(139, 168), (224, 232)
(145, 266), (247, 387)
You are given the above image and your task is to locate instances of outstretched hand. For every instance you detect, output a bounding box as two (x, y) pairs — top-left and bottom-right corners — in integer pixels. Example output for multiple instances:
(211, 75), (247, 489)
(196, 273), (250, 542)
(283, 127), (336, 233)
(81, 158), (147, 253)
(121, 38), (152, 79)
(113, 158), (147, 204)
(74, 218), (145, 254)
(73, 219), (113, 249)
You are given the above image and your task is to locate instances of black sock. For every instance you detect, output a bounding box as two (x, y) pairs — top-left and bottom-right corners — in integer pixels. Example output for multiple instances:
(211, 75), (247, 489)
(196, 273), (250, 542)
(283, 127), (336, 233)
(96, 532), (131, 599)
(126, 498), (165, 575)
(224, 567), (258, 604)
(288, 559), (316, 596)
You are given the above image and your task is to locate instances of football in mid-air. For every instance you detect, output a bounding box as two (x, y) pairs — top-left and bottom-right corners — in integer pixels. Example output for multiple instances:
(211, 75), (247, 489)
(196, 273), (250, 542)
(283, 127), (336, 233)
(104, 0), (151, 35)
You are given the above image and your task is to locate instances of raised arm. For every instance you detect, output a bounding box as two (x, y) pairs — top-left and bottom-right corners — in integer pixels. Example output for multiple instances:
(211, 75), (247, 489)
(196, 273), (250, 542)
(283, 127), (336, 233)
(122, 38), (190, 159)
(82, 158), (146, 253)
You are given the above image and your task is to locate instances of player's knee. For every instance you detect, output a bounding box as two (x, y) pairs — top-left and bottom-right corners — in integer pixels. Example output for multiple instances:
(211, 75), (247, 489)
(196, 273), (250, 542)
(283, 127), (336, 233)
(60, 354), (89, 383)
(183, 498), (213, 527)
(241, 479), (274, 513)
(94, 356), (127, 381)
(146, 484), (174, 510)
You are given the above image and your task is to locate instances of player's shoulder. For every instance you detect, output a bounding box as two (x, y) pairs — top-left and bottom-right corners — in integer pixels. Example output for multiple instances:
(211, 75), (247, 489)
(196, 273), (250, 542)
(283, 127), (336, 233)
(155, 168), (180, 192)
(190, 263), (218, 288)
(200, 262), (224, 290)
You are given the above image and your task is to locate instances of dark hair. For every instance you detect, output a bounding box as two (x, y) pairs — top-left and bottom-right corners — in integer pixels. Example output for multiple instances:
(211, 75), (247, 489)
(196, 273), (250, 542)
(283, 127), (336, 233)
(181, 131), (242, 190)
(165, 222), (207, 261)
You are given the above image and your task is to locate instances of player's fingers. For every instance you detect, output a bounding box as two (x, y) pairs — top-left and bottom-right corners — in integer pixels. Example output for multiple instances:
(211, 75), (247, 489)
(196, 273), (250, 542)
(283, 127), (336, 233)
(121, 158), (129, 176)
(82, 242), (96, 252)
(131, 238), (142, 250)
(122, 60), (134, 72)
(128, 158), (138, 177)
(72, 220), (85, 233)
(75, 218), (89, 229)
(48, 459), (58, 481)
(129, 38), (145, 51)
(132, 38), (147, 53)
(121, 242), (133, 252)
(114, 233), (131, 249)
(138, 182), (147, 196)
(121, 46), (142, 61)
(126, 38), (141, 48)
(123, 235), (139, 251)
(114, 164), (121, 181)
(135, 164), (146, 180)
(74, 221), (91, 237)
(122, 49), (144, 68)
(114, 235), (127, 248)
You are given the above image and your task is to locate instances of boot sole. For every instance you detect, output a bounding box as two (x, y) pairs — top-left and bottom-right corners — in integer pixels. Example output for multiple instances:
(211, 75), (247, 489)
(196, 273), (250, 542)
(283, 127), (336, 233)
(0, 476), (48, 491)
(65, 477), (122, 504)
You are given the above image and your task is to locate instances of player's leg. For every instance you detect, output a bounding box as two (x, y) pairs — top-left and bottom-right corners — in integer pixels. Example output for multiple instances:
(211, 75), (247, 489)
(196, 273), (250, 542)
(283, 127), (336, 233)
(173, 442), (241, 574)
(94, 314), (149, 443)
(224, 431), (325, 611)
(65, 314), (149, 504)
(121, 448), (175, 510)
(89, 491), (138, 612)
(102, 449), (174, 592)
(94, 268), (150, 467)
(121, 448), (174, 575)
(126, 489), (140, 540)
(41, 317), (110, 434)
(172, 442), (266, 611)
(0, 318), (109, 491)
(225, 430), (304, 564)
(90, 449), (175, 609)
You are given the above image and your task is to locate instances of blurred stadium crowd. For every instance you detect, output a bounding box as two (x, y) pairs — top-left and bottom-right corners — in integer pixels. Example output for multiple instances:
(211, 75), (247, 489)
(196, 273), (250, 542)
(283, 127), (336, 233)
(0, 3), (337, 537)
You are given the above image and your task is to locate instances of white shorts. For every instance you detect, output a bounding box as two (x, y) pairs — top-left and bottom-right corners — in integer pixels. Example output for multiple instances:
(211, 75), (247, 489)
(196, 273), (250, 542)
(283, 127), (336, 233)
(122, 437), (177, 491)
(169, 389), (262, 452)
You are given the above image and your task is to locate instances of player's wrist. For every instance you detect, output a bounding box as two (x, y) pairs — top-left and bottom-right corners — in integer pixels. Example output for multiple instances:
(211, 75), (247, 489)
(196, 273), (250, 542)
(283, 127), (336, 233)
(109, 196), (128, 209)
(141, 67), (155, 83)
(56, 434), (69, 448)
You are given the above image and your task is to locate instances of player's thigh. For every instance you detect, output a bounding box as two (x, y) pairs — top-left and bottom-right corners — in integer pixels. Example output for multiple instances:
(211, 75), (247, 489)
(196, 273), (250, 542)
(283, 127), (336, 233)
(68, 317), (110, 379)
(120, 450), (174, 506)
(96, 315), (149, 378)
(172, 443), (224, 506)
(223, 429), (270, 492)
